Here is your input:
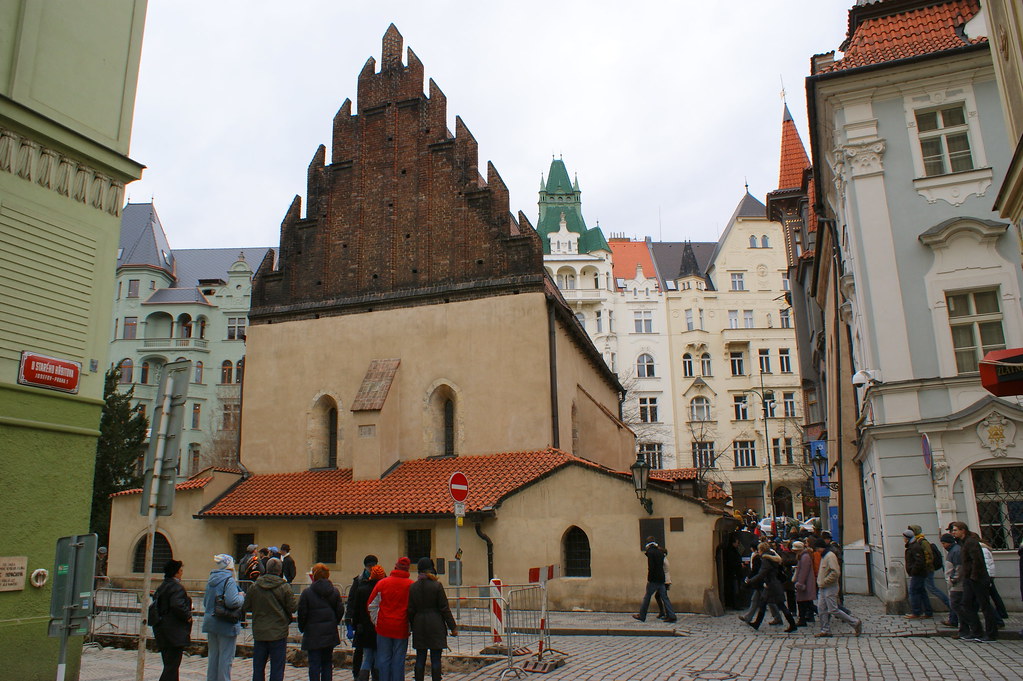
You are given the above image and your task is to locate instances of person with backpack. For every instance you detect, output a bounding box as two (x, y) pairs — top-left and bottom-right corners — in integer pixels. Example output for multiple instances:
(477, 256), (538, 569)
(244, 557), (299, 681)
(240, 544), (263, 587)
(903, 526), (934, 618)
(202, 553), (245, 681)
(151, 559), (192, 681)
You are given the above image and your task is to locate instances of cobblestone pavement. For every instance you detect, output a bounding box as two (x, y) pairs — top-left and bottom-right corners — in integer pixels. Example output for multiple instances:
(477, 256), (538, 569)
(81, 596), (1023, 681)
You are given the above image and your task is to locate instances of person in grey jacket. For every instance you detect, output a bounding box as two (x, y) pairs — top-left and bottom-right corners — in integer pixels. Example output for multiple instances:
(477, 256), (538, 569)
(407, 558), (457, 681)
(940, 533), (963, 632)
(202, 554), (245, 681)
(244, 557), (299, 681)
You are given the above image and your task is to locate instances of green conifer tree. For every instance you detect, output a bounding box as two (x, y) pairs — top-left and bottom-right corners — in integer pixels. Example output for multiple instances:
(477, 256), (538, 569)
(91, 365), (148, 545)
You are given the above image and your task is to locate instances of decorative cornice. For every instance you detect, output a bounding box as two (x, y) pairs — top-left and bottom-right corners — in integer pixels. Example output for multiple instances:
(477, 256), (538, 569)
(0, 125), (123, 217)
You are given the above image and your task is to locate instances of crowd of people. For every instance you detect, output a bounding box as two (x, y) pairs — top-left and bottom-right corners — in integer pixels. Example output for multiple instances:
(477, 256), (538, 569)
(147, 546), (456, 681)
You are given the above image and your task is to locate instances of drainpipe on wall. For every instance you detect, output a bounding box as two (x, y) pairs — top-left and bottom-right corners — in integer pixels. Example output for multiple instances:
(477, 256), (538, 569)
(547, 301), (560, 449)
(474, 521), (494, 582)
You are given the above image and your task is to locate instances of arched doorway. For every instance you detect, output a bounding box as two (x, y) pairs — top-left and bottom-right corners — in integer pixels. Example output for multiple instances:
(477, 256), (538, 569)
(773, 486), (794, 517)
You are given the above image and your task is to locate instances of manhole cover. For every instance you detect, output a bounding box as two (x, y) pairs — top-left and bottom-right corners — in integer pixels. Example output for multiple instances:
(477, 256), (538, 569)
(690, 671), (739, 680)
(790, 643), (829, 650)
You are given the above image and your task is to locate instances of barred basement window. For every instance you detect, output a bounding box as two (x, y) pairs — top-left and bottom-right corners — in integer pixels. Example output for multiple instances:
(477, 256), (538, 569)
(973, 466), (1023, 550)
(563, 526), (591, 577)
(133, 532), (172, 573)
(315, 530), (338, 564)
(406, 529), (432, 565)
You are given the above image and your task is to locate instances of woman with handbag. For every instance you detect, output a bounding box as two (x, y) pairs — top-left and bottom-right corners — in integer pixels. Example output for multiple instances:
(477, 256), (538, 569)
(202, 553), (245, 681)
(298, 563), (345, 681)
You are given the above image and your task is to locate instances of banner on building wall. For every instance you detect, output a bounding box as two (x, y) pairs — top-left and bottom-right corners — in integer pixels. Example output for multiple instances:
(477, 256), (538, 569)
(809, 440), (831, 498)
(980, 348), (1023, 397)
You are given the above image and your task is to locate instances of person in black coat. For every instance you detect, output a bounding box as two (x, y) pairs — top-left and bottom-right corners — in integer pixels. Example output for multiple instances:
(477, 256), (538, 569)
(744, 543), (797, 633)
(298, 563), (345, 681)
(344, 555), (379, 681)
(408, 558), (457, 681)
(352, 565), (385, 681)
(152, 559), (193, 681)
(280, 544), (297, 584)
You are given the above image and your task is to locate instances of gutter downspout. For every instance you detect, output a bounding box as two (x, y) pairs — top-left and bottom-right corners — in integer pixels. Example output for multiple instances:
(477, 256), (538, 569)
(474, 522), (494, 582)
(547, 301), (560, 448)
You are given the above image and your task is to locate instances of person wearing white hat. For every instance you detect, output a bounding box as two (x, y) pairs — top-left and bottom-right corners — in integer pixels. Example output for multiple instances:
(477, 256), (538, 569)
(202, 553), (245, 681)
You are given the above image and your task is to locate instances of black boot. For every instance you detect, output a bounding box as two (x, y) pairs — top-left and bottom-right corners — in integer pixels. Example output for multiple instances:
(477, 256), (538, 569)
(432, 666), (443, 681)
(414, 666), (425, 681)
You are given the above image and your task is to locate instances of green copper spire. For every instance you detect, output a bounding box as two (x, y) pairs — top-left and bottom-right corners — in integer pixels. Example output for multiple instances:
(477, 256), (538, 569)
(536, 158), (610, 255)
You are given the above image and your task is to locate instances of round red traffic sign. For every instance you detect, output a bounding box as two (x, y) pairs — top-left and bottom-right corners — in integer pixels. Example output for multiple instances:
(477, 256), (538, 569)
(449, 472), (469, 502)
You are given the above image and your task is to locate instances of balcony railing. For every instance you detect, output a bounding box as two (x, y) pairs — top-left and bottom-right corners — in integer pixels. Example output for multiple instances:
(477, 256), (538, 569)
(139, 338), (210, 351)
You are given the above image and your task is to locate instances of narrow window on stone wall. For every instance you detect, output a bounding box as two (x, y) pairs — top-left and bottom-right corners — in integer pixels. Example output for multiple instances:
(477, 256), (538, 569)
(406, 529), (432, 564)
(444, 399), (455, 456)
(220, 360), (233, 384)
(328, 407), (338, 468)
(563, 526), (591, 577)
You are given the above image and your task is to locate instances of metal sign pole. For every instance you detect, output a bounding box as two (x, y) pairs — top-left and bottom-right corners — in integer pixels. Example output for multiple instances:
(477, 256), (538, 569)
(54, 538), (80, 681)
(135, 384), (172, 681)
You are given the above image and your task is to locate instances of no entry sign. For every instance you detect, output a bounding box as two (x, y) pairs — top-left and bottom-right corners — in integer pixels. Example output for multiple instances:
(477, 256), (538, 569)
(449, 472), (469, 502)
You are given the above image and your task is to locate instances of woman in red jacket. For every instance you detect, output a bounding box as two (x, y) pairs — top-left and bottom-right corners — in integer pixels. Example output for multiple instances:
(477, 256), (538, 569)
(367, 557), (413, 681)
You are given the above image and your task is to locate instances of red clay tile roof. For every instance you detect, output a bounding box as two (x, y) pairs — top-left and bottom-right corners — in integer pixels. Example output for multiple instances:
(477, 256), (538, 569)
(198, 448), (618, 518)
(778, 107), (810, 190)
(650, 468), (699, 482)
(608, 239), (657, 288)
(111, 476), (213, 498)
(351, 359), (400, 411)
(820, 0), (984, 73)
(705, 481), (729, 500)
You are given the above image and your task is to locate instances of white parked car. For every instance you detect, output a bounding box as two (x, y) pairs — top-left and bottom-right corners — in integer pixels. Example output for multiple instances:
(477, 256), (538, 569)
(800, 517), (821, 533)
(757, 516), (797, 536)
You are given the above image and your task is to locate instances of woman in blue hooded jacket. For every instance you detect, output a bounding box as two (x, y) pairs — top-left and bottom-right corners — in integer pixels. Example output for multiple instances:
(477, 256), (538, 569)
(202, 553), (245, 681)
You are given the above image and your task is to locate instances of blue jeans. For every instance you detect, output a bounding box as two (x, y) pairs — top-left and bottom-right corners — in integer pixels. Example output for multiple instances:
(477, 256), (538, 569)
(375, 635), (408, 681)
(924, 572), (950, 608)
(252, 638), (287, 681)
(307, 647), (333, 681)
(908, 575), (931, 616)
(638, 581), (675, 620)
(205, 632), (237, 681)
(360, 647), (376, 671)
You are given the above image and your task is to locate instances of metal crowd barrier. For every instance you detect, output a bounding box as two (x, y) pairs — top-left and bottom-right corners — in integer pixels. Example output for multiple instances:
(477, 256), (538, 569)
(89, 579), (564, 676)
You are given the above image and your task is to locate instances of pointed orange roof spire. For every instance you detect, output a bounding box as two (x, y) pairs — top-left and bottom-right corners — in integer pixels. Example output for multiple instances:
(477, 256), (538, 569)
(778, 103), (810, 190)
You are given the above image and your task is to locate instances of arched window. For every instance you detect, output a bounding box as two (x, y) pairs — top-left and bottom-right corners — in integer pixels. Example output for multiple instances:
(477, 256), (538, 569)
(193, 361), (203, 384)
(563, 526), (591, 577)
(682, 353), (694, 378)
(220, 360), (233, 384)
(701, 353), (712, 376)
(140, 361), (150, 384)
(761, 235), (770, 248)
(118, 359), (133, 384)
(427, 384), (458, 458)
(690, 396), (712, 421)
(636, 353), (655, 378)
(236, 358), (244, 384)
(749, 235), (758, 248)
(132, 532), (173, 573)
(327, 407), (338, 467)
(443, 399), (455, 457)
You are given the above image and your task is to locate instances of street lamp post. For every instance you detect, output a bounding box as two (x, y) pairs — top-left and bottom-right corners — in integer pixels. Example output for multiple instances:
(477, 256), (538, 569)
(745, 372), (776, 532)
(630, 454), (654, 515)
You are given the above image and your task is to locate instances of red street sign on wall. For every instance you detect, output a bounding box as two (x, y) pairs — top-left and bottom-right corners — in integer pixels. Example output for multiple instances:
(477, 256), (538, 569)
(980, 348), (1023, 397)
(449, 472), (469, 502)
(17, 351), (81, 394)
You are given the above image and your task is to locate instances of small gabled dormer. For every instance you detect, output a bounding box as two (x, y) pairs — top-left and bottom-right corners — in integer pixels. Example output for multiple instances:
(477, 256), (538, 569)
(549, 212), (579, 255)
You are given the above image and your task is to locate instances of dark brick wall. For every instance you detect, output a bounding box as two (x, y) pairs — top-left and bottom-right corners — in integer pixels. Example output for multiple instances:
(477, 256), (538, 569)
(252, 25), (544, 322)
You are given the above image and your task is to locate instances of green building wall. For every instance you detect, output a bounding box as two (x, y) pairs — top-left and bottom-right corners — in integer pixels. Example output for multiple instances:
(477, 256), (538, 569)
(0, 2), (147, 678)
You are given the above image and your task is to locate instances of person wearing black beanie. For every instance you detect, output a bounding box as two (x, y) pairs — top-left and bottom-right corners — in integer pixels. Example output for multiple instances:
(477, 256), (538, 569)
(408, 557), (457, 681)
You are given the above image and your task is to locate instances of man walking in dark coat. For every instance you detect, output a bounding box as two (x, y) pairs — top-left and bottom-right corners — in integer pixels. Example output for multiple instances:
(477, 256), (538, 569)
(951, 521), (999, 642)
(632, 538), (676, 623)
(151, 559), (192, 681)
(280, 544), (297, 584)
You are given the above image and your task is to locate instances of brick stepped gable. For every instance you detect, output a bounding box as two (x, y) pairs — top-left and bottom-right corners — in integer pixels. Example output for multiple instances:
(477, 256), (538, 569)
(252, 25), (544, 322)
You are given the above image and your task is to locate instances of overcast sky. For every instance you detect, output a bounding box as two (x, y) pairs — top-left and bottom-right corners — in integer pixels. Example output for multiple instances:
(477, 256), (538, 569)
(127, 1), (851, 250)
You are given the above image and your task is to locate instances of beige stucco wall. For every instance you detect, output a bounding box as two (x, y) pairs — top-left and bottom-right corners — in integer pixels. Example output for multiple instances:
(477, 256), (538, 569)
(241, 292), (631, 476)
(107, 466), (726, 612)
